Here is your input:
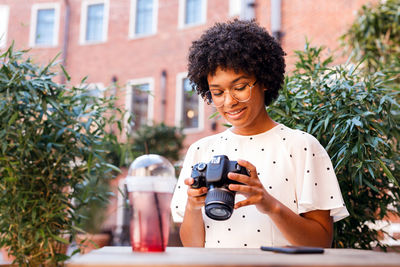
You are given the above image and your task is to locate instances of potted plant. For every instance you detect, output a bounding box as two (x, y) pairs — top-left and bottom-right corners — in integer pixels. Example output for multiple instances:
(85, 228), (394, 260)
(0, 45), (119, 265)
(268, 42), (400, 250)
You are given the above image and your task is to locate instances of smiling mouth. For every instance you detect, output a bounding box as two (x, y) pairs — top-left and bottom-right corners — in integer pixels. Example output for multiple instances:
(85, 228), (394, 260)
(226, 107), (246, 116)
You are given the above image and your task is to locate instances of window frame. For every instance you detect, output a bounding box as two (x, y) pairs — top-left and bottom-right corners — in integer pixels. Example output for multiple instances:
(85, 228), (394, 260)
(0, 5), (9, 49)
(178, 0), (207, 29)
(29, 3), (60, 47)
(129, 0), (158, 39)
(79, 0), (109, 45)
(175, 72), (204, 133)
(125, 77), (155, 132)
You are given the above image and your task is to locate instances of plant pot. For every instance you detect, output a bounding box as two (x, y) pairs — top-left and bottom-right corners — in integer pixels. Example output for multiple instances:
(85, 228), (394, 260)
(76, 233), (111, 254)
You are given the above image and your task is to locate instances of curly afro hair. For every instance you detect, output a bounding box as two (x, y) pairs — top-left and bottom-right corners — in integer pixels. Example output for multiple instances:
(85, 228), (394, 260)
(188, 19), (286, 107)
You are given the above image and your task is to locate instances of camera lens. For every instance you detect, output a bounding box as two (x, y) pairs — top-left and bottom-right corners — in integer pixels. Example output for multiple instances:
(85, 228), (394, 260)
(204, 187), (235, 221)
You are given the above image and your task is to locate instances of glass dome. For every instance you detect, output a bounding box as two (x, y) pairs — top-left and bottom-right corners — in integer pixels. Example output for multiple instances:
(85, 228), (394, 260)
(126, 154), (176, 193)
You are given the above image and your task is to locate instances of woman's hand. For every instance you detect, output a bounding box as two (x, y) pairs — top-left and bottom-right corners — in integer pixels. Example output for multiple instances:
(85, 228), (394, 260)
(184, 178), (208, 211)
(228, 159), (278, 215)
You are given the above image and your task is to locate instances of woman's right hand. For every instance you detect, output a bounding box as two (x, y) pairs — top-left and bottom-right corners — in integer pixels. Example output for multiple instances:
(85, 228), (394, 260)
(184, 177), (208, 211)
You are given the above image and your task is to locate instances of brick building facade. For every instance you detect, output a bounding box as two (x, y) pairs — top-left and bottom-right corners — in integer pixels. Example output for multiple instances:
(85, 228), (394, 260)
(0, 0), (375, 148)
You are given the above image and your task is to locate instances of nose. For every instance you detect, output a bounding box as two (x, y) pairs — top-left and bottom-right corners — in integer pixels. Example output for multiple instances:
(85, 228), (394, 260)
(223, 90), (238, 107)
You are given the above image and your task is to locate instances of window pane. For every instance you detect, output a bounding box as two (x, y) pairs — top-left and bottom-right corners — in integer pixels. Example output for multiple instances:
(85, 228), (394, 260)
(0, 6), (9, 47)
(135, 0), (153, 35)
(131, 83), (150, 130)
(86, 3), (104, 42)
(35, 9), (55, 45)
(182, 78), (199, 129)
(185, 0), (202, 25)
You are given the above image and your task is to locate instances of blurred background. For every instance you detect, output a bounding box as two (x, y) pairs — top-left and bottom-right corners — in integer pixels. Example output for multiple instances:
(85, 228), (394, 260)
(1, 0), (399, 253)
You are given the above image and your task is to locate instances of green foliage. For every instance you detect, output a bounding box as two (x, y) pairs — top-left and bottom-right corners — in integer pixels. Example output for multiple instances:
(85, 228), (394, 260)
(268, 43), (400, 249)
(341, 0), (400, 72)
(0, 45), (119, 265)
(129, 123), (185, 164)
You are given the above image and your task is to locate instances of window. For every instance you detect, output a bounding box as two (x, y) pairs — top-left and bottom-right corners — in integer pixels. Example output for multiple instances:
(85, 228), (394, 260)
(125, 78), (154, 131)
(229, 0), (241, 17)
(0, 5), (9, 48)
(30, 3), (60, 47)
(175, 73), (204, 132)
(80, 0), (109, 44)
(229, 0), (255, 20)
(178, 0), (207, 28)
(130, 0), (158, 38)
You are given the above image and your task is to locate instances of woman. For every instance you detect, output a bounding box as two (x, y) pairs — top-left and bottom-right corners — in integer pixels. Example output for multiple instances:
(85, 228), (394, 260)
(170, 19), (349, 248)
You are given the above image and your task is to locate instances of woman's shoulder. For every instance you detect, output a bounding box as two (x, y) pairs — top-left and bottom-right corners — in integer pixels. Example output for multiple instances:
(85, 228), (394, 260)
(187, 130), (227, 151)
(277, 124), (325, 151)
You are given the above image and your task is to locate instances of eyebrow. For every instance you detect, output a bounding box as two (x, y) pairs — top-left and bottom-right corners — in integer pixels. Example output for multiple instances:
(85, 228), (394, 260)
(209, 75), (250, 88)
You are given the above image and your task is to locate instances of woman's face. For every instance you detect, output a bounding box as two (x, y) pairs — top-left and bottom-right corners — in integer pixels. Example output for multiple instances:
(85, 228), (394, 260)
(207, 67), (270, 135)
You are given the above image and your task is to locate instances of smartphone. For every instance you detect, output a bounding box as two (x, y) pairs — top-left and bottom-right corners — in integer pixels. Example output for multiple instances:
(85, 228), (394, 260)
(260, 246), (324, 254)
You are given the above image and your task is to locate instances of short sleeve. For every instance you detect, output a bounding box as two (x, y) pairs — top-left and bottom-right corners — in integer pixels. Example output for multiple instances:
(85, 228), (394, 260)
(170, 144), (196, 223)
(295, 134), (349, 222)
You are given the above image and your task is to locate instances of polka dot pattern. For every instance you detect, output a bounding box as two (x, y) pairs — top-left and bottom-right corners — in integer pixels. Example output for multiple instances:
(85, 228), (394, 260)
(170, 124), (349, 249)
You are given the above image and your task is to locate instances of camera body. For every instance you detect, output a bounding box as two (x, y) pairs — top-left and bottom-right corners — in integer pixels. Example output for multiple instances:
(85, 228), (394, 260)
(191, 155), (248, 220)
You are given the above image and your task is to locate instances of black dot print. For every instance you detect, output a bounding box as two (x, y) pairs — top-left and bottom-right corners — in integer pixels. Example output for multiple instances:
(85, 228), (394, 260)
(225, 138), (227, 140)
(269, 186), (272, 189)
(235, 148), (237, 151)
(313, 153), (315, 156)
(261, 148), (264, 151)
(191, 166), (193, 169)
(315, 183), (317, 186)
(242, 215), (246, 218)
(175, 206), (178, 209)
(257, 172), (260, 175)
(228, 228), (231, 231)
(294, 200), (296, 203)
(217, 240), (220, 243)
(212, 149), (214, 152)
(244, 244), (247, 247)
(290, 154), (293, 158)
(206, 225), (210, 228)
(257, 229), (261, 232)
(327, 167), (330, 170)
(273, 161), (276, 164)
(283, 138), (286, 141)
(178, 186), (181, 189)
(304, 147), (307, 151)
(197, 147), (200, 150)
(330, 196), (334, 199)
(307, 170), (310, 173)
(281, 128), (284, 130)
(250, 137), (253, 140)
(285, 178), (288, 181)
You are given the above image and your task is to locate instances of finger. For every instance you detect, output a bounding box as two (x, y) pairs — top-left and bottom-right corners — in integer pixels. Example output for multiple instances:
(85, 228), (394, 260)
(228, 183), (255, 194)
(184, 177), (194, 186)
(187, 187), (207, 197)
(228, 172), (252, 185)
(237, 159), (257, 177)
(234, 199), (253, 209)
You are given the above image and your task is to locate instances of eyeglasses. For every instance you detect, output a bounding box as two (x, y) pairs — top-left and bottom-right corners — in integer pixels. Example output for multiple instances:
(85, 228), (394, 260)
(208, 80), (257, 107)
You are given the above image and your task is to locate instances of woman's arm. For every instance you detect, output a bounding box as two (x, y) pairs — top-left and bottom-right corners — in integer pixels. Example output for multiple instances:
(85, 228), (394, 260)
(179, 178), (207, 247)
(228, 159), (333, 247)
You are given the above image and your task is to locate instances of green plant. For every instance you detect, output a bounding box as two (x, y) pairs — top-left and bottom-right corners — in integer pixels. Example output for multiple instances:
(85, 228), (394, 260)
(268, 43), (400, 250)
(129, 122), (185, 164)
(0, 45), (119, 265)
(341, 0), (400, 73)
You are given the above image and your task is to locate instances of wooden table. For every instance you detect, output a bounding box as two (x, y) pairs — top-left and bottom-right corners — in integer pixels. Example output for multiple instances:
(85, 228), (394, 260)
(65, 246), (400, 267)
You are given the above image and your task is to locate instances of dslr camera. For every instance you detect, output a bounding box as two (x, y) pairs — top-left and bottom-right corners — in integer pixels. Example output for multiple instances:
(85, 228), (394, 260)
(191, 155), (248, 221)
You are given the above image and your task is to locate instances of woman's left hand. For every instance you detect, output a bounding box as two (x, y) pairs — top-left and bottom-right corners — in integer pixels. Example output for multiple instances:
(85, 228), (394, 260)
(228, 159), (277, 215)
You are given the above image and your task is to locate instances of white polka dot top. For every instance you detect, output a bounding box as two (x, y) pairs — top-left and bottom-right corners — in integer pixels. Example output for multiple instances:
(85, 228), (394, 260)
(170, 124), (349, 248)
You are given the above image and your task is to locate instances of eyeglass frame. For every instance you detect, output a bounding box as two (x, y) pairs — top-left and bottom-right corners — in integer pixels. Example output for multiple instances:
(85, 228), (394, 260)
(206, 80), (258, 107)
